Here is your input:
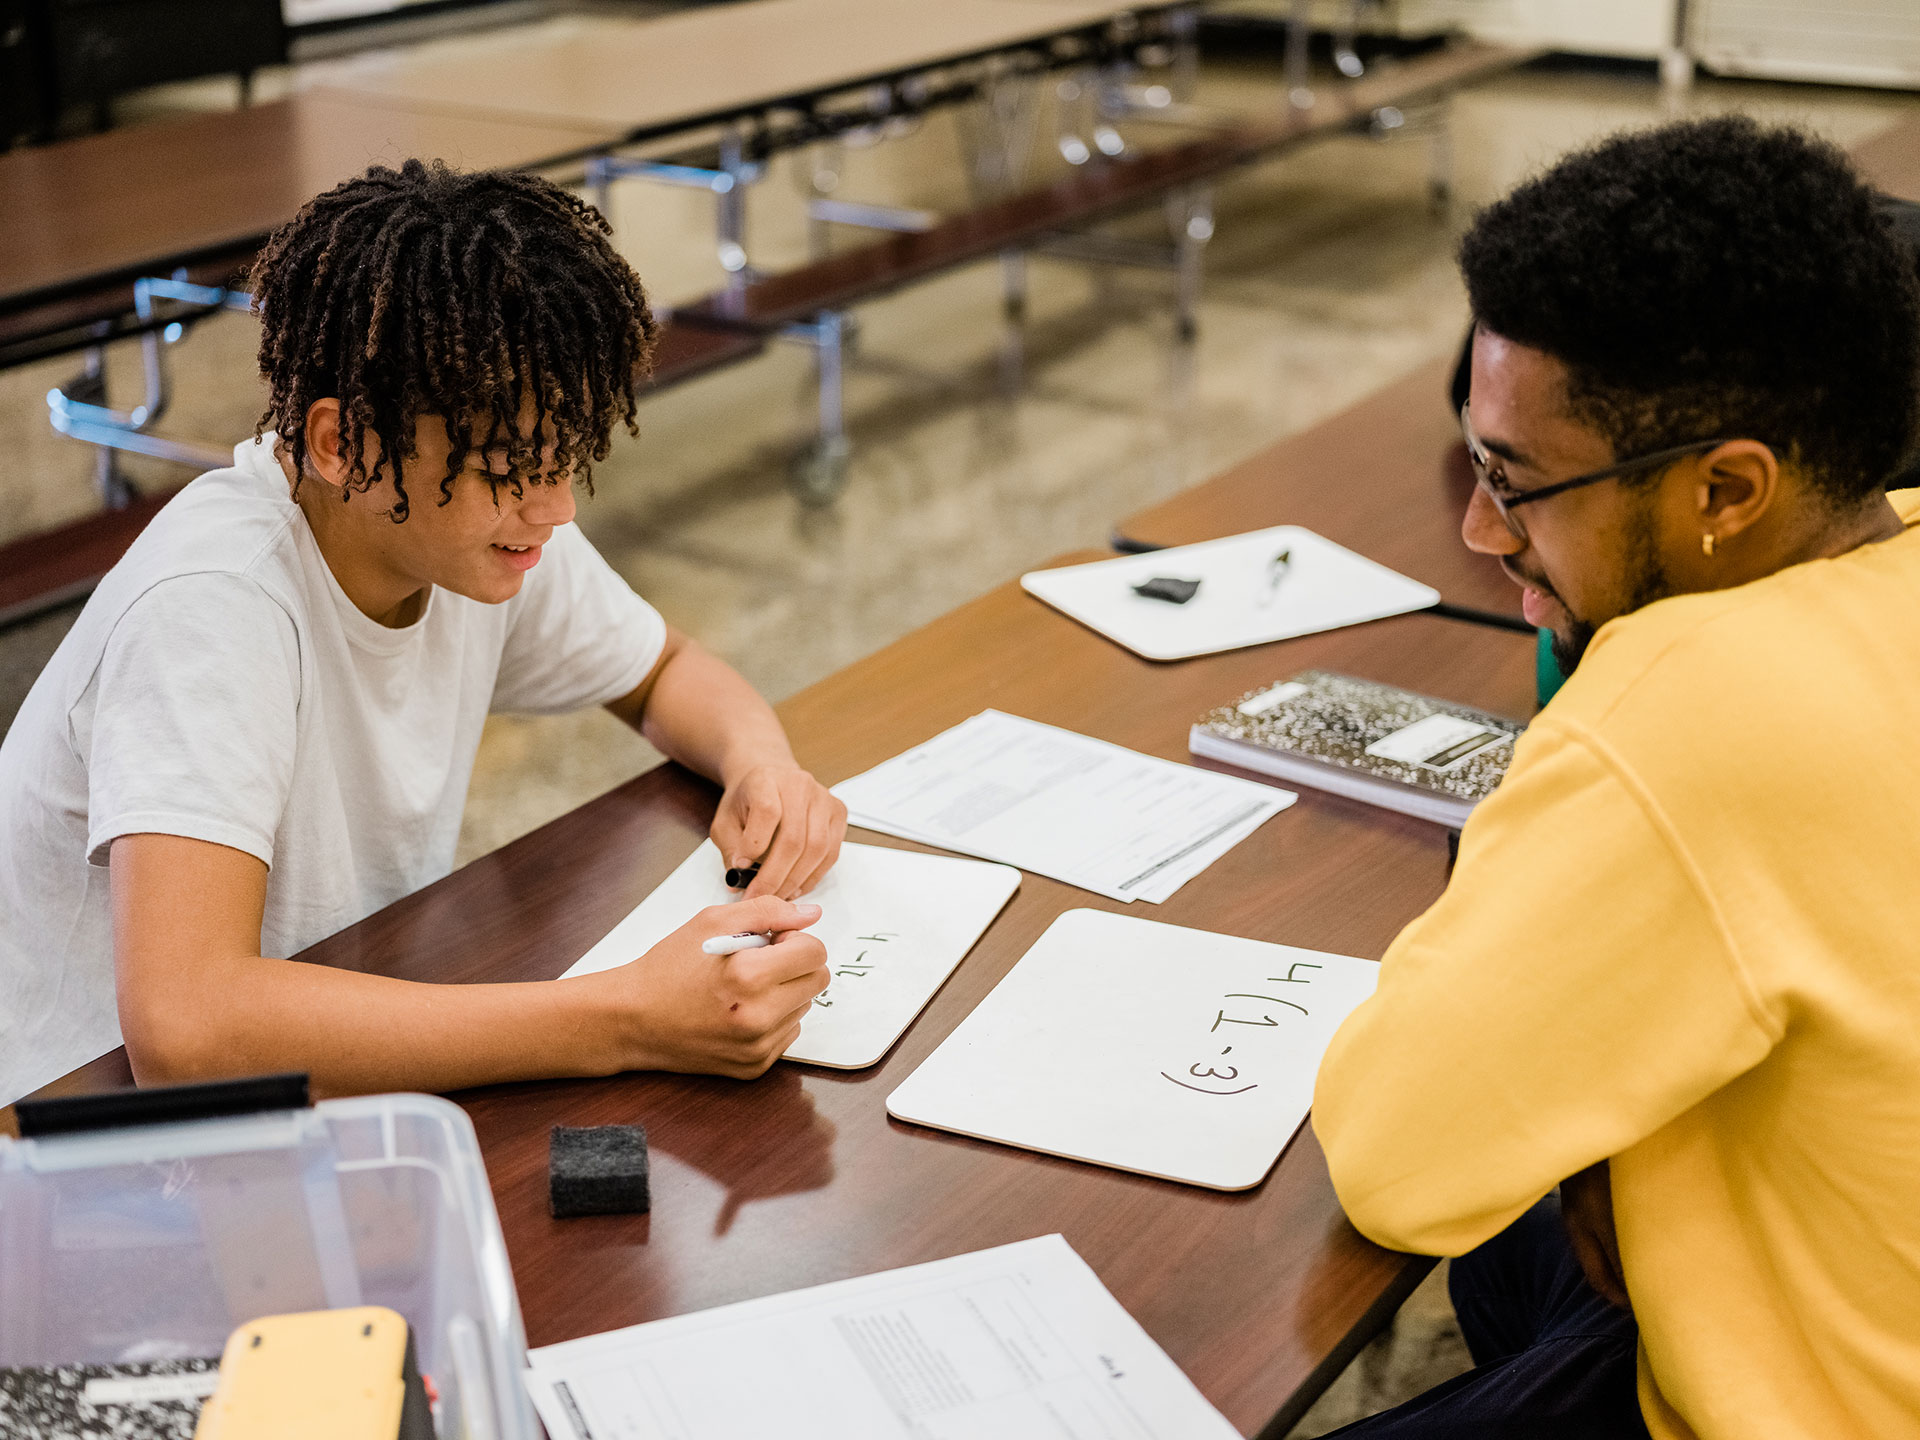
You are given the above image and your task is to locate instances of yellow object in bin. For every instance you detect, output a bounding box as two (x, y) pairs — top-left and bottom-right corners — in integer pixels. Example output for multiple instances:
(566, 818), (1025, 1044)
(193, 1305), (434, 1440)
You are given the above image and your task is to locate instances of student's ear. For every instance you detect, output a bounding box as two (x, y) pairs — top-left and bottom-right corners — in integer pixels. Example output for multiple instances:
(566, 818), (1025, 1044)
(1693, 439), (1778, 549)
(300, 398), (350, 494)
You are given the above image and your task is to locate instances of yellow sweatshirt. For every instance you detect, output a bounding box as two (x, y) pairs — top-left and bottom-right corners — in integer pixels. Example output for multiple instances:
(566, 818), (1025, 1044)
(1314, 490), (1920, 1440)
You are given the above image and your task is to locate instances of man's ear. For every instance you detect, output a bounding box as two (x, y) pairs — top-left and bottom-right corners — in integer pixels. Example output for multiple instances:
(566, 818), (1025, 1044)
(1694, 440), (1778, 546)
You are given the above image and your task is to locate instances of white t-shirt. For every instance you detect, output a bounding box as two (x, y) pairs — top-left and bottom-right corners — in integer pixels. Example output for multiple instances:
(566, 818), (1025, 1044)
(0, 436), (665, 1104)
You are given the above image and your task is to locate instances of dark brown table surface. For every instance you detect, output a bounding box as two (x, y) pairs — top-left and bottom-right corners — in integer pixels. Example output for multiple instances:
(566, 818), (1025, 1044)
(1116, 357), (1523, 622)
(12, 552), (1534, 1436)
(0, 89), (620, 314)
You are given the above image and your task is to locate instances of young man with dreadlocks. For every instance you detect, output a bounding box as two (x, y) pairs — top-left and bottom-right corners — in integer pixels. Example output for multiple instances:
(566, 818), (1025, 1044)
(1311, 119), (1920, 1437)
(0, 161), (846, 1105)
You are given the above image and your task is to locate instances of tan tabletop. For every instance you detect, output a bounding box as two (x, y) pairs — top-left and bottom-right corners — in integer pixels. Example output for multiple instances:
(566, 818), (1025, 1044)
(10, 557), (1535, 1434)
(320, 0), (1163, 138)
(0, 89), (621, 312)
(1853, 108), (1920, 204)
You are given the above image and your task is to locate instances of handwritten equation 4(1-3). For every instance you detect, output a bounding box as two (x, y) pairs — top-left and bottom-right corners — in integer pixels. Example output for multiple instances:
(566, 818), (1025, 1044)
(1160, 961), (1323, 1096)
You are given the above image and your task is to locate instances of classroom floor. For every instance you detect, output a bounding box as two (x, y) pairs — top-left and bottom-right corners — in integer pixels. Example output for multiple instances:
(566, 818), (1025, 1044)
(1, 19), (1913, 1429)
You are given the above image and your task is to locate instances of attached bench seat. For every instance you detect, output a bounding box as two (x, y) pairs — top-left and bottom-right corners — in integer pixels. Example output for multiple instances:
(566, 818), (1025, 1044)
(0, 490), (179, 629)
(646, 316), (765, 388)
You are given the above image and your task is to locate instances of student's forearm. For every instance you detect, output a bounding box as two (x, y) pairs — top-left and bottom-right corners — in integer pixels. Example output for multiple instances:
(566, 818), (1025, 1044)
(110, 833), (828, 1095)
(608, 631), (845, 899)
(120, 954), (630, 1097)
(635, 639), (796, 785)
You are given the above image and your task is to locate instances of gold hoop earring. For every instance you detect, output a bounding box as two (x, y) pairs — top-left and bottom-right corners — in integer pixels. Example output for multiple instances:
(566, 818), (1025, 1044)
(1701, 533), (1716, 558)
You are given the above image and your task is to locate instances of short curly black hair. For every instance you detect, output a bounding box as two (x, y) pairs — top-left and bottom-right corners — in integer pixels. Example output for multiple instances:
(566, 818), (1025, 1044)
(1459, 115), (1920, 504)
(250, 159), (658, 521)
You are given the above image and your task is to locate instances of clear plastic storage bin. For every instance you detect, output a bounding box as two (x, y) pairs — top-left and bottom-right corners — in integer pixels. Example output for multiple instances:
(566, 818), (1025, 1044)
(0, 1092), (535, 1440)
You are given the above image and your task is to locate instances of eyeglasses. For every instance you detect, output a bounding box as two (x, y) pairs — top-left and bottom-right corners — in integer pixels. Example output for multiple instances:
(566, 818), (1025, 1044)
(1459, 403), (1731, 543)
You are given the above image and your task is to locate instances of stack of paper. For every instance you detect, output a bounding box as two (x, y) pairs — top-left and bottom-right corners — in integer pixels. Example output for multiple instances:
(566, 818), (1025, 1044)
(831, 711), (1294, 903)
(524, 1234), (1239, 1440)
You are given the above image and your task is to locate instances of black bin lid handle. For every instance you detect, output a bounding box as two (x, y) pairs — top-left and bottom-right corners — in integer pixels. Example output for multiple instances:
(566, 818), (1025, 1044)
(15, 1073), (311, 1139)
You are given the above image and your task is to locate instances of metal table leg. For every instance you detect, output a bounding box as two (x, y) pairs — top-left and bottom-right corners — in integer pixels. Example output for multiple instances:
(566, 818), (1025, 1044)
(784, 312), (852, 505)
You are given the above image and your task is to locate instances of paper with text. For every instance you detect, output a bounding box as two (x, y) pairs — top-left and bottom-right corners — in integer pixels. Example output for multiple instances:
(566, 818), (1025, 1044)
(562, 840), (1019, 1069)
(887, 909), (1379, 1190)
(831, 712), (1293, 903)
(523, 1234), (1238, 1440)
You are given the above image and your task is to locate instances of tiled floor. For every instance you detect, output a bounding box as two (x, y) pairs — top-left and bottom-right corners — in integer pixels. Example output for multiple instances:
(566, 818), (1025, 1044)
(1, 18), (1913, 1428)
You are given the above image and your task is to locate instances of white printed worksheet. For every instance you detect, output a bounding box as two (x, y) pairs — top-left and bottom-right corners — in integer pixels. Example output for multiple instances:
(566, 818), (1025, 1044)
(524, 1234), (1239, 1440)
(832, 711), (1293, 903)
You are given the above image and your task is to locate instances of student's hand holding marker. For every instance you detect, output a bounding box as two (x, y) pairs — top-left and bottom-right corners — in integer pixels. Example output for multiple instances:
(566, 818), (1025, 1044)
(710, 762), (849, 901)
(593, 895), (829, 1079)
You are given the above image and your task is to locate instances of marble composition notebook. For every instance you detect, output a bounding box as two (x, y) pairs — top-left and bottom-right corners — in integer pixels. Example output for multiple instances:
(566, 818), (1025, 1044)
(1190, 670), (1523, 827)
(0, 1360), (219, 1439)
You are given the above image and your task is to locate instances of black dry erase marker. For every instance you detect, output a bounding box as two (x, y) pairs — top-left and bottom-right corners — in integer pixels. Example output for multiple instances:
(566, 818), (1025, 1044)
(1266, 547), (1293, 596)
(725, 864), (761, 889)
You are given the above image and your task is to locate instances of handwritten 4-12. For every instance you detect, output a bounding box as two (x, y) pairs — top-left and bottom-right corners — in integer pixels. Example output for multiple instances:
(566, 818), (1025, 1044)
(1160, 960), (1322, 1096)
(811, 933), (899, 1008)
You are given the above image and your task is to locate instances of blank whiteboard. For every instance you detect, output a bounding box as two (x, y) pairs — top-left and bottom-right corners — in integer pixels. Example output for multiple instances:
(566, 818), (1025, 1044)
(887, 909), (1378, 1190)
(1021, 525), (1438, 661)
(564, 840), (1020, 1070)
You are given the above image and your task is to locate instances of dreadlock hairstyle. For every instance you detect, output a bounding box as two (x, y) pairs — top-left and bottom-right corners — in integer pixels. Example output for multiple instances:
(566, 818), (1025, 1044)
(250, 159), (658, 521)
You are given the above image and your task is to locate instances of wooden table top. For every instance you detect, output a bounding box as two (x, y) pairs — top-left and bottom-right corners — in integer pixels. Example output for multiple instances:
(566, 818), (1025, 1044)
(321, 0), (1160, 139)
(10, 554), (1534, 1436)
(0, 90), (620, 314)
(1854, 108), (1920, 204)
(1117, 356), (1523, 622)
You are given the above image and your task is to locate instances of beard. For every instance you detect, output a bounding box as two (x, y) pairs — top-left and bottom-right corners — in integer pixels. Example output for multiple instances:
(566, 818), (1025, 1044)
(1549, 616), (1596, 677)
(1545, 495), (1674, 676)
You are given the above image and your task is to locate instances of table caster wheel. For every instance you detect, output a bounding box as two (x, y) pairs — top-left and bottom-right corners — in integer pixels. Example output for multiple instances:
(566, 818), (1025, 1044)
(790, 436), (852, 506)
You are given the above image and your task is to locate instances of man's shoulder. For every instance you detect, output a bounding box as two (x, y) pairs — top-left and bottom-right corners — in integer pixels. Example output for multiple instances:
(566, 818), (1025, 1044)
(1566, 589), (1769, 712)
(1551, 537), (1920, 761)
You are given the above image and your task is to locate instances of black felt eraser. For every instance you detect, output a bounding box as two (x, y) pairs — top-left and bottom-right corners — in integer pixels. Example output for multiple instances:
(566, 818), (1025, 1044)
(550, 1124), (650, 1218)
(1132, 575), (1202, 604)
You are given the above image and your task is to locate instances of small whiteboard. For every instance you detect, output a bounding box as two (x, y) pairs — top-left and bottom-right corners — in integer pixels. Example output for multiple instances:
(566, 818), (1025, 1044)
(1021, 526), (1439, 661)
(563, 841), (1020, 1070)
(887, 909), (1378, 1190)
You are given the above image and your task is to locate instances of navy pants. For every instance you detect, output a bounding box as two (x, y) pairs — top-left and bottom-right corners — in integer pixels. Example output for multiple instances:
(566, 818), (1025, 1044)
(1324, 1197), (1651, 1440)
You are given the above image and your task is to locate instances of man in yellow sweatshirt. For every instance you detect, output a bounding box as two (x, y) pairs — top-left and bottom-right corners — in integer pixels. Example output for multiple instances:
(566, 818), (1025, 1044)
(1312, 117), (1920, 1438)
